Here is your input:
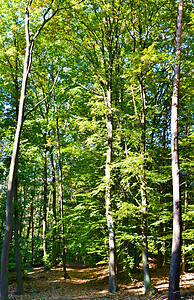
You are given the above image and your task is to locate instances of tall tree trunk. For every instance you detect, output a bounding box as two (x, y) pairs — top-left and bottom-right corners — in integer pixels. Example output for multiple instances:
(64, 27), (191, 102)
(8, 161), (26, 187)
(31, 199), (34, 266)
(140, 159), (152, 294)
(131, 81), (152, 291)
(139, 80), (152, 295)
(141, 181), (151, 294)
(51, 152), (57, 266)
(30, 173), (35, 265)
(14, 178), (24, 295)
(56, 109), (67, 278)
(26, 191), (34, 244)
(158, 101), (167, 268)
(0, 3), (61, 291)
(182, 176), (187, 273)
(0, 8), (33, 299)
(105, 86), (117, 293)
(0, 3), (58, 295)
(37, 197), (42, 244)
(168, 1), (184, 299)
(13, 38), (24, 295)
(43, 143), (48, 266)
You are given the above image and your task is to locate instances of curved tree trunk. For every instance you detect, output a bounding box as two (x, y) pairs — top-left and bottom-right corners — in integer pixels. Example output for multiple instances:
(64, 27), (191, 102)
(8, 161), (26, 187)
(168, 1), (184, 299)
(0, 4), (59, 297)
(0, 8), (32, 299)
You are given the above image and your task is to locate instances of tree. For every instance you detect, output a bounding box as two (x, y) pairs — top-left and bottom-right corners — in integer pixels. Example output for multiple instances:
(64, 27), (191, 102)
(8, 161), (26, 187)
(65, 0), (128, 291)
(0, 1), (62, 298)
(168, 1), (184, 299)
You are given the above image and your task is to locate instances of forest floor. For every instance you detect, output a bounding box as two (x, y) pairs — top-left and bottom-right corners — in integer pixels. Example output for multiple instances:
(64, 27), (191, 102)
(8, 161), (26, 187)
(9, 263), (194, 299)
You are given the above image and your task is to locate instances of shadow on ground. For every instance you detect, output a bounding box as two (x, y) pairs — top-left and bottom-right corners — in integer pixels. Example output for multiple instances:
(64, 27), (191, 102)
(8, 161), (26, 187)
(9, 263), (194, 299)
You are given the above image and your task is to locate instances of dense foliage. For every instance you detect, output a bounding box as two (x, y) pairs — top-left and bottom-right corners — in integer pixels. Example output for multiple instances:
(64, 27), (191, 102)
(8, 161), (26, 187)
(0, 0), (193, 296)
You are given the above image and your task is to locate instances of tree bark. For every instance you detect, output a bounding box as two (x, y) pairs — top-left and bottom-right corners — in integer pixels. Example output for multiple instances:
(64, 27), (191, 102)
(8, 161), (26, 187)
(182, 176), (187, 273)
(29, 173), (35, 265)
(51, 152), (57, 266)
(105, 86), (117, 293)
(31, 198), (34, 266)
(140, 163), (152, 294)
(158, 101), (167, 268)
(139, 80), (152, 295)
(168, 1), (184, 299)
(141, 179), (151, 294)
(56, 109), (67, 278)
(14, 179), (24, 295)
(43, 142), (48, 265)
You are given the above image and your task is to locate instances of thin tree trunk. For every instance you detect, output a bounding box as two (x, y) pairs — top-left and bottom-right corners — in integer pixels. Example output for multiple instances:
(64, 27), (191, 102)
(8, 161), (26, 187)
(31, 199), (34, 266)
(29, 173), (35, 266)
(56, 109), (67, 278)
(105, 86), (117, 293)
(62, 221), (67, 278)
(168, 2), (183, 299)
(0, 2), (59, 294)
(141, 184), (151, 294)
(0, 4), (61, 292)
(131, 82), (152, 289)
(37, 198), (42, 243)
(13, 38), (24, 294)
(26, 213), (31, 241)
(0, 8), (33, 299)
(51, 152), (57, 266)
(140, 155), (151, 294)
(14, 178), (24, 295)
(139, 80), (152, 295)
(19, 188), (25, 237)
(182, 177), (187, 273)
(43, 143), (48, 265)
(158, 101), (167, 268)
(182, 128), (189, 273)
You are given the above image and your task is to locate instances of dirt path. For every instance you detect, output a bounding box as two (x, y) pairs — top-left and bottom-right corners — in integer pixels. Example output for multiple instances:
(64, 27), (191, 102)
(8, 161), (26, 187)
(9, 263), (194, 299)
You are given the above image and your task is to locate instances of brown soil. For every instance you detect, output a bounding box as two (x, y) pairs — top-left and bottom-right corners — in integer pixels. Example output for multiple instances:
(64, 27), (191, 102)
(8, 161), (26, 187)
(9, 263), (194, 299)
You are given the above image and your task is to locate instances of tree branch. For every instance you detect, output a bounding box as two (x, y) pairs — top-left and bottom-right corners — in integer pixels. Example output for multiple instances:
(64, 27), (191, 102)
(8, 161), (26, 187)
(24, 45), (74, 120)
(76, 82), (103, 96)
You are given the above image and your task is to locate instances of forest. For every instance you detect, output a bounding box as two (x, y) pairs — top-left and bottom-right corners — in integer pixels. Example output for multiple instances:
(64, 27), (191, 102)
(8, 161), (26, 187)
(0, 0), (193, 299)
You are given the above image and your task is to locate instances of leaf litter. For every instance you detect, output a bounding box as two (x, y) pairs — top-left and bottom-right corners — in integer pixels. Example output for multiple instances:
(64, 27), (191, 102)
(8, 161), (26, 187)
(9, 263), (194, 299)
